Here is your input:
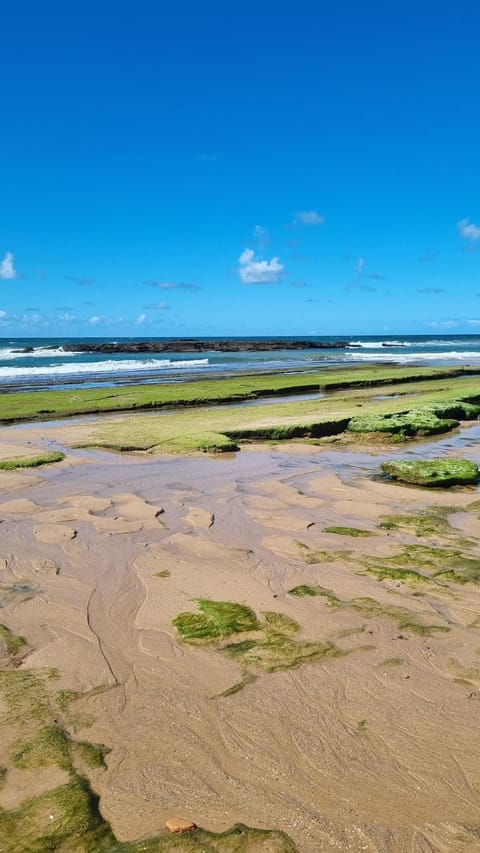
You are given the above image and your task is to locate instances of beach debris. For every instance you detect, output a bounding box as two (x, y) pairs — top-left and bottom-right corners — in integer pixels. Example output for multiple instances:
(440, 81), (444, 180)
(166, 817), (197, 833)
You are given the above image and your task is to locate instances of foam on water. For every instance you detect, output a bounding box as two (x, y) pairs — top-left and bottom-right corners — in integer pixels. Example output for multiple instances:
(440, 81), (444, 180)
(0, 357), (210, 379)
(344, 350), (480, 363)
(0, 347), (81, 360)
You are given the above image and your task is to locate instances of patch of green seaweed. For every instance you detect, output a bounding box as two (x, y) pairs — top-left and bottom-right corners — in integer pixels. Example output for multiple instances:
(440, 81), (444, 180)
(303, 549), (351, 565)
(0, 623), (27, 656)
(378, 513), (455, 537)
(360, 565), (438, 587)
(224, 634), (343, 672)
(323, 526), (375, 537)
(0, 451), (65, 470)
(287, 584), (341, 605)
(173, 599), (347, 686)
(0, 661), (297, 852)
(349, 597), (449, 635)
(173, 599), (260, 642)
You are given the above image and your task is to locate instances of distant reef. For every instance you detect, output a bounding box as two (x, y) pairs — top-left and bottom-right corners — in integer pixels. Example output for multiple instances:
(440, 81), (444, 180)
(25, 339), (355, 355)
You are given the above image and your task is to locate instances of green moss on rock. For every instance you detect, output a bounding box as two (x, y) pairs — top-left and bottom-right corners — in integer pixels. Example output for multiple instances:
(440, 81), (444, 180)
(381, 458), (479, 487)
(348, 410), (458, 438)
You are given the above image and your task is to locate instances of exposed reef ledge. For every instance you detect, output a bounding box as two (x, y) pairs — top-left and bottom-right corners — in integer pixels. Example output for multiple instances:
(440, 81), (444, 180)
(16, 339), (355, 354)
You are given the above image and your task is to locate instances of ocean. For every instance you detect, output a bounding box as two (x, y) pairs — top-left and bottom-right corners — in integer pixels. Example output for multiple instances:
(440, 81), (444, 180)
(2, 335), (480, 393)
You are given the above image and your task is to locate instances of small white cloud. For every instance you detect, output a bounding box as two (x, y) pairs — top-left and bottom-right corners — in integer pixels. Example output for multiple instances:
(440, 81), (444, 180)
(145, 302), (169, 310)
(356, 257), (366, 275)
(458, 219), (480, 242)
(467, 319), (480, 326)
(89, 315), (102, 325)
(253, 225), (269, 247)
(0, 309), (7, 319)
(428, 319), (459, 328)
(136, 313), (147, 324)
(0, 252), (17, 280)
(294, 211), (325, 226)
(146, 281), (201, 291)
(238, 248), (284, 284)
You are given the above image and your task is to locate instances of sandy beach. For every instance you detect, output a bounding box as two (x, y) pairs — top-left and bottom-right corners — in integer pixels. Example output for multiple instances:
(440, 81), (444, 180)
(1, 415), (480, 851)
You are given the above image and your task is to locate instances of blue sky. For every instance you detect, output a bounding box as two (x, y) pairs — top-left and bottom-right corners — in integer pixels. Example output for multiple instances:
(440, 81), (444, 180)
(1, 0), (480, 337)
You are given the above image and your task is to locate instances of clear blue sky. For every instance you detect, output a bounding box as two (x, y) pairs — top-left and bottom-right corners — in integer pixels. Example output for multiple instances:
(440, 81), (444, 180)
(1, 0), (480, 337)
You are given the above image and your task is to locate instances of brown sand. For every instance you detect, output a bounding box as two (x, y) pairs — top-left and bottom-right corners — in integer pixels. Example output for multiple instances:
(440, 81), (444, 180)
(1, 422), (480, 851)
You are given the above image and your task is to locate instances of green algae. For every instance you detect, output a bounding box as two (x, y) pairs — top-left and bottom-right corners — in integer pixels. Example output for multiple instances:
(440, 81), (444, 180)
(448, 659), (480, 688)
(13, 725), (73, 771)
(223, 634), (343, 673)
(153, 569), (171, 578)
(261, 611), (300, 635)
(323, 526), (375, 537)
(173, 600), (260, 642)
(381, 458), (479, 487)
(0, 623), (27, 656)
(114, 823), (297, 852)
(216, 673), (258, 698)
(0, 661), (297, 852)
(433, 565), (480, 584)
(0, 451), (65, 470)
(0, 776), (116, 853)
(293, 538), (480, 589)
(378, 513), (456, 537)
(348, 597), (449, 635)
(173, 599), (347, 685)
(361, 565), (437, 587)
(359, 544), (480, 586)
(348, 410), (458, 438)
(424, 504), (464, 517)
(303, 549), (350, 565)
(378, 658), (404, 667)
(287, 584), (341, 605)
(380, 513), (476, 548)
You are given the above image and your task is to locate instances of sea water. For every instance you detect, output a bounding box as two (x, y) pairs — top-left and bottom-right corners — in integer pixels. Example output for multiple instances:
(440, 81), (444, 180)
(1, 334), (480, 393)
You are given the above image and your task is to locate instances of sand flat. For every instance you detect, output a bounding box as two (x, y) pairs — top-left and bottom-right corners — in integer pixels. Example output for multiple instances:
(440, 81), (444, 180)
(0, 425), (480, 851)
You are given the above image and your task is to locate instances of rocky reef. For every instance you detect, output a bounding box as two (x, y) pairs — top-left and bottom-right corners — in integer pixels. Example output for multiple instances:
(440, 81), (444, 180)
(30, 339), (353, 354)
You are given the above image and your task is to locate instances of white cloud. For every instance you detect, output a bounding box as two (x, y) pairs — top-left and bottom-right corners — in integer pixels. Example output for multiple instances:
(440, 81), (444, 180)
(457, 219), (480, 242)
(0, 252), (17, 280)
(89, 315), (102, 325)
(356, 257), (366, 275)
(467, 319), (480, 326)
(294, 211), (325, 226)
(0, 309), (7, 319)
(136, 313), (147, 324)
(238, 248), (284, 284)
(146, 281), (201, 291)
(253, 225), (269, 247)
(145, 302), (169, 310)
(428, 319), (459, 328)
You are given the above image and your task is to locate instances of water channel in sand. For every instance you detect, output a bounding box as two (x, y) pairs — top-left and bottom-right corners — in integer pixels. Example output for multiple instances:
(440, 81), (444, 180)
(1, 424), (480, 851)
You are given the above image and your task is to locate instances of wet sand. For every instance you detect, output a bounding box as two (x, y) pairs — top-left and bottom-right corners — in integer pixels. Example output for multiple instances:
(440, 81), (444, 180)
(1, 421), (480, 851)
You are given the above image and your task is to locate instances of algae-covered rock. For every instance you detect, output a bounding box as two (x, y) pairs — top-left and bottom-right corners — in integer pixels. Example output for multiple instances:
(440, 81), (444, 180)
(381, 458), (479, 487)
(348, 410), (458, 438)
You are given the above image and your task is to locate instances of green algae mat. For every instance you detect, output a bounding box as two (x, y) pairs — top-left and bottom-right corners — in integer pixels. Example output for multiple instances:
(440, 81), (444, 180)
(381, 458), (479, 487)
(0, 630), (297, 853)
